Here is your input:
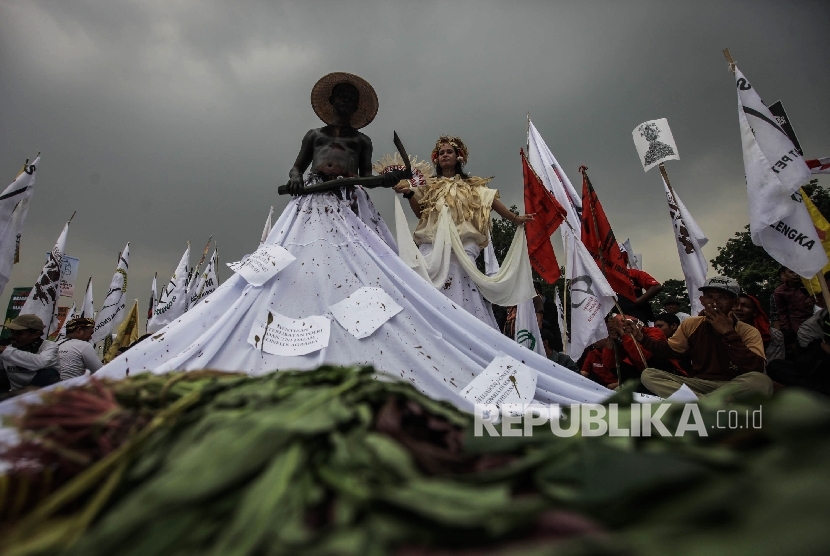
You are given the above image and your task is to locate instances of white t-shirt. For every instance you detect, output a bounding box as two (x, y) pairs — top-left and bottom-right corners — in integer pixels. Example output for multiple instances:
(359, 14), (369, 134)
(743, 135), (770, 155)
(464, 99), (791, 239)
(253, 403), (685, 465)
(57, 338), (103, 380)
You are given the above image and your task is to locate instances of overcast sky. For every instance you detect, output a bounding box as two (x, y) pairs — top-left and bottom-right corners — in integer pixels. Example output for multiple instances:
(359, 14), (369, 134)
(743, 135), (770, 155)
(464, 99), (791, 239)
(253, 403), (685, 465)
(1, 0), (828, 318)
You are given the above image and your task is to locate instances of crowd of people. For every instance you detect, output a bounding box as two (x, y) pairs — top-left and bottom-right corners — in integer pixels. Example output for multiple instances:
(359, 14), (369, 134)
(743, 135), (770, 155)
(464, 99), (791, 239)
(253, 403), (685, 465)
(488, 264), (830, 400)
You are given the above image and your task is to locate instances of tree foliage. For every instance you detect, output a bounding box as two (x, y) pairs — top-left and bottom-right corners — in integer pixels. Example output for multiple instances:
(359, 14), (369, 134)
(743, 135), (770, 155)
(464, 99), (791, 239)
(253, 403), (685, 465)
(651, 278), (691, 315)
(710, 225), (779, 313)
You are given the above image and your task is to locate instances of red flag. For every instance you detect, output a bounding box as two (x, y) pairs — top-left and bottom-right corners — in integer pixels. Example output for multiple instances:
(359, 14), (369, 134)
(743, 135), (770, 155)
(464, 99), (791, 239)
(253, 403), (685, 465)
(579, 166), (636, 301)
(522, 149), (566, 283)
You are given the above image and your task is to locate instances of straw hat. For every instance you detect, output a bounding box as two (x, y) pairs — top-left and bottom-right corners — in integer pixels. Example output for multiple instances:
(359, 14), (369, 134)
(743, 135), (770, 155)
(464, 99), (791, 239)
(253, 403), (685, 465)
(310, 72), (378, 129)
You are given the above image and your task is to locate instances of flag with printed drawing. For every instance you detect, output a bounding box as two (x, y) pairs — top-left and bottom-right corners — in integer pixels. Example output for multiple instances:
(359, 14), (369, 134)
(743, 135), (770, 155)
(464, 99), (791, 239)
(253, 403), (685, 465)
(734, 65), (826, 277)
(91, 244), (130, 343)
(663, 177), (708, 315)
(20, 219), (68, 336)
(148, 243), (190, 333)
(568, 237), (617, 360)
(514, 297), (545, 356)
(0, 155), (40, 297)
(188, 247), (219, 309)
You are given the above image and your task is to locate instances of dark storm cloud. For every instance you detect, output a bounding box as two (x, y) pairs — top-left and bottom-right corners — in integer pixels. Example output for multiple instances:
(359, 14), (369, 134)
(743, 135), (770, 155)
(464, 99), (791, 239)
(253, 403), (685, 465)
(1, 0), (828, 312)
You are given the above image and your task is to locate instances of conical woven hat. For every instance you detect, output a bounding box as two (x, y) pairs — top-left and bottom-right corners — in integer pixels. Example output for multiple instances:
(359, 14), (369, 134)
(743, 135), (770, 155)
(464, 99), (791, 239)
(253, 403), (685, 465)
(310, 72), (378, 129)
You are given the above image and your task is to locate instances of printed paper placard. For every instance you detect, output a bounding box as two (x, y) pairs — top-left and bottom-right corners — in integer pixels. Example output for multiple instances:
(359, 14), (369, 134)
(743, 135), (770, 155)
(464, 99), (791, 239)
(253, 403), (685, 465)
(228, 245), (295, 287)
(460, 354), (537, 408)
(328, 287), (403, 339)
(247, 307), (330, 356)
(632, 118), (680, 172)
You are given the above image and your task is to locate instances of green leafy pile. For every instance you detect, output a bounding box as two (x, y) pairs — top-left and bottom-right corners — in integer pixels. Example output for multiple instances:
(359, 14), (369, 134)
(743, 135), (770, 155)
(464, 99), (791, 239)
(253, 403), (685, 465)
(2, 366), (830, 555)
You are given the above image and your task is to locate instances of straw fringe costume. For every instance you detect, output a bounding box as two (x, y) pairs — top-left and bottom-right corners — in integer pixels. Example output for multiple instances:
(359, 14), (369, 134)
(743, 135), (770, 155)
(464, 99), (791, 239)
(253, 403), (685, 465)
(412, 174), (500, 328)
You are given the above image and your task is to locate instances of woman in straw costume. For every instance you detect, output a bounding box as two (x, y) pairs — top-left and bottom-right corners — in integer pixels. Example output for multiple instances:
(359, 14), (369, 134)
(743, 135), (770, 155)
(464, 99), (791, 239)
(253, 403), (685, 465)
(393, 136), (533, 328)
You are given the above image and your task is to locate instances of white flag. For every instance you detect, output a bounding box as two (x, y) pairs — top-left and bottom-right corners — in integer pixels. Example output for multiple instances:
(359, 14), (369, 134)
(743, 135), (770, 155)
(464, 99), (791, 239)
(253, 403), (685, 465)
(514, 298), (545, 356)
(55, 302), (77, 342)
(0, 155), (39, 297)
(148, 244), (189, 333)
(735, 66), (826, 277)
(91, 244), (130, 343)
(260, 206), (274, 244)
(663, 178), (708, 315)
(80, 277), (94, 319)
(554, 286), (569, 355)
(188, 247), (219, 309)
(568, 238), (617, 359)
(527, 121), (582, 234)
(21, 219), (68, 336)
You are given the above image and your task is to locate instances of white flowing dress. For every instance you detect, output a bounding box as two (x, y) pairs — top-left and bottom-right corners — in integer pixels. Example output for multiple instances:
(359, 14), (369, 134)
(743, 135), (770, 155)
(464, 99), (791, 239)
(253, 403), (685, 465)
(24, 187), (611, 411)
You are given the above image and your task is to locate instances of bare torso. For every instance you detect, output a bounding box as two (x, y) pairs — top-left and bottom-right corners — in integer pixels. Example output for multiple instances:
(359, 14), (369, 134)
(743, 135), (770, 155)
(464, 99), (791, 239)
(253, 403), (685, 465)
(291, 125), (373, 181)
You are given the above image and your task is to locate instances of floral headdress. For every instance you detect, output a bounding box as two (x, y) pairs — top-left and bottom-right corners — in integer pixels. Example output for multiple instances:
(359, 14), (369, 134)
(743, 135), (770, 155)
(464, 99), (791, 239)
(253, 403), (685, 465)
(431, 136), (469, 165)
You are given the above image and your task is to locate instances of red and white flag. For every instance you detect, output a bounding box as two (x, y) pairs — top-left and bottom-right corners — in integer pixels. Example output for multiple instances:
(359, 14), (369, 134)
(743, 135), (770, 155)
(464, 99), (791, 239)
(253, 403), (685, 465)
(522, 149), (566, 283)
(579, 167), (635, 301)
(806, 157), (830, 175)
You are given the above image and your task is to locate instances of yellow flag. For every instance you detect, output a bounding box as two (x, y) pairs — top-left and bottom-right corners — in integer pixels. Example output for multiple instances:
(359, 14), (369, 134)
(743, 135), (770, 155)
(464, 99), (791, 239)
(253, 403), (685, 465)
(801, 190), (830, 294)
(104, 300), (140, 363)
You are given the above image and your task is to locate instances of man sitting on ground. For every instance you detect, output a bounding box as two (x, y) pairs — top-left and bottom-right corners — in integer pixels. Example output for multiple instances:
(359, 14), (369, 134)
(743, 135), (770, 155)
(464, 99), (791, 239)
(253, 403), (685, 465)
(57, 317), (103, 380)
(653, 312), (680, 339)
(0, 314), (60, 391)
(624, 277), (772, 399)
(732, 293), (785, 362)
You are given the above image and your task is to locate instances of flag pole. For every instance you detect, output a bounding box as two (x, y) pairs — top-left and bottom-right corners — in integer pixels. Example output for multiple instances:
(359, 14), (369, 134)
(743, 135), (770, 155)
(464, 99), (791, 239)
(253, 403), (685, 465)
(723, 48), (736, 74)
(816, 270), (830, 311)
(562, 238), (570, 355)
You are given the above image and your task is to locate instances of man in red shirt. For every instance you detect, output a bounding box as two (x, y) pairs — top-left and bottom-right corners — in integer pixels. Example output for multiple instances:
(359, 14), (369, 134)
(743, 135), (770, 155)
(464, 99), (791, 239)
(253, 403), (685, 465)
(616, 251), (662, 324)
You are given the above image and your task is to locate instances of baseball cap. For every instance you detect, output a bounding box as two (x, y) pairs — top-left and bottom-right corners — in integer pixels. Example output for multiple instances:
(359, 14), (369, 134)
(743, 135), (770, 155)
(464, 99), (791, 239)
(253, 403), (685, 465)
(698, 276), (740, 298)
(6, 314), (45, 331)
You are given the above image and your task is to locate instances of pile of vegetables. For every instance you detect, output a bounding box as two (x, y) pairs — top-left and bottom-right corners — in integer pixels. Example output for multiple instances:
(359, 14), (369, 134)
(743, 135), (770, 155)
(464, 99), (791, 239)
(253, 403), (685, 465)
(1, 366), (829, 555)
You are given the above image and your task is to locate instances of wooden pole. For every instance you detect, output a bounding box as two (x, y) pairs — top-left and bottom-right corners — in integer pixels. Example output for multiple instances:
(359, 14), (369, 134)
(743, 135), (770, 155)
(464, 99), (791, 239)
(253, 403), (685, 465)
(816, 272), (830, 313)
(723, 48), (736, 73)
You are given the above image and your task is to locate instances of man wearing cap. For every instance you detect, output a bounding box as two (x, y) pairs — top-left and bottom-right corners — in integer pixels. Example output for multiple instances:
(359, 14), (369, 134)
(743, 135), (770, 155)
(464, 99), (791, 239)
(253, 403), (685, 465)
(0, 314), (60, 391)
(287, 72), (409, 196)
(623, 276), (773, 399)
(57, 317), (102, 380)
(662, 298), (690, 322)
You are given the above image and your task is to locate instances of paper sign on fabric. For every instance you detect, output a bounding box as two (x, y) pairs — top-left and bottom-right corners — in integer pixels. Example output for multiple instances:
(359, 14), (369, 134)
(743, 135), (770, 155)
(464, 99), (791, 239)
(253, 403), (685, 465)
(228, 244), (295, 287)
(633, 118), (680, 172)
(247, 308), (330, 356)
(328, 287), (403, 339)
(48, 254), (79, 298)
(460, 354), (537, 407)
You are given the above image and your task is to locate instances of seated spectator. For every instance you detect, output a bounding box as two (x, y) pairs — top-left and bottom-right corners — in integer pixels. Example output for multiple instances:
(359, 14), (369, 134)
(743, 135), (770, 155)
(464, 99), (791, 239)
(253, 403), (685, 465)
(607, 313), (688, 383)
(653, 313), (680, 338)
(580, 338), (619, 389)
(0, 314), (60, 391)
(797, 271), (830, 349)
(732, 293), (785, 362)
(625, 276), (773, 399)
(57, 317), (103, 380)
(661, 298), (690, 322)
(767, 312), (830, 396)
(774, 266), (815, 348)
(540, 329), (578, 372)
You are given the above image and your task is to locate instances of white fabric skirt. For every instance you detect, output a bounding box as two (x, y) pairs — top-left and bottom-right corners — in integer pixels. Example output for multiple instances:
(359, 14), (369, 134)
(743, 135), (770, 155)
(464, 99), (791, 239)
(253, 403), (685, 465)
(69, 187), (610, 410)
(417, 242), (498, 329)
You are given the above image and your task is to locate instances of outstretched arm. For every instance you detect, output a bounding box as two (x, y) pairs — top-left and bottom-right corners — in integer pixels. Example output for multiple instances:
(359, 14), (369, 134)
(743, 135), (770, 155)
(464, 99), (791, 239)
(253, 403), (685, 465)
(492, 199), (534, 224)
